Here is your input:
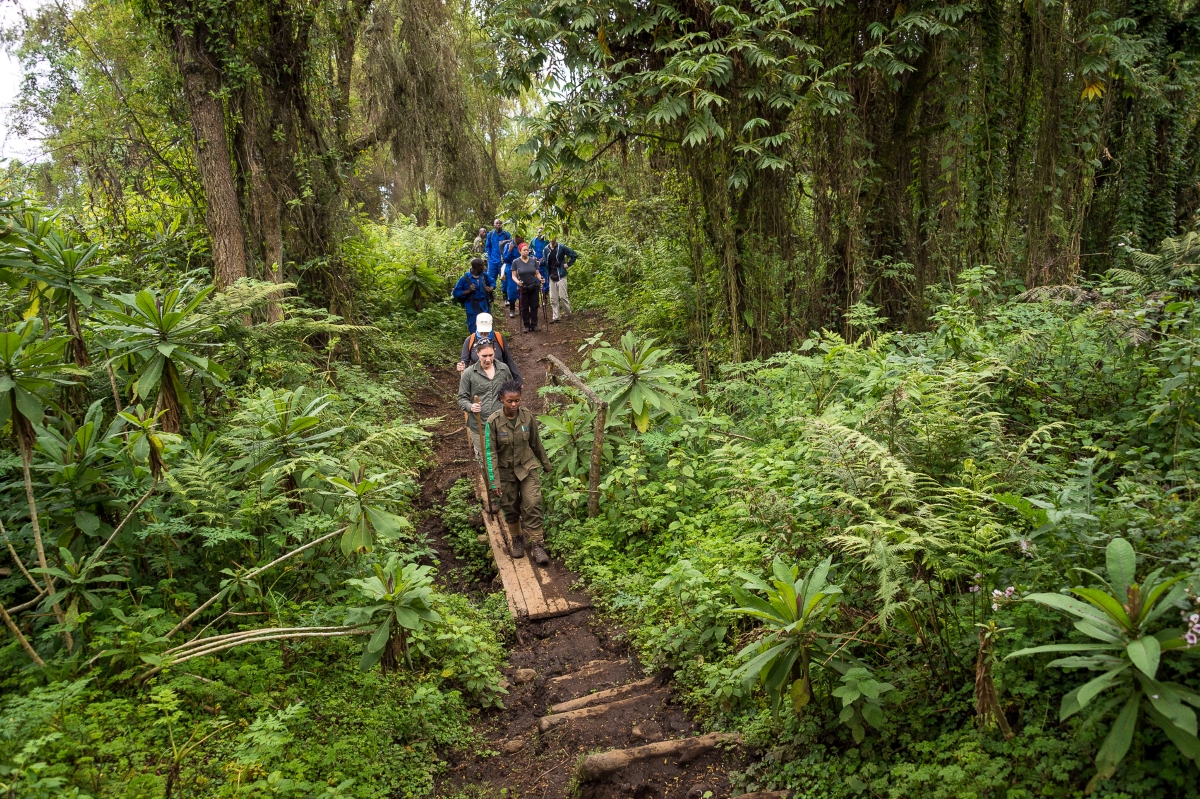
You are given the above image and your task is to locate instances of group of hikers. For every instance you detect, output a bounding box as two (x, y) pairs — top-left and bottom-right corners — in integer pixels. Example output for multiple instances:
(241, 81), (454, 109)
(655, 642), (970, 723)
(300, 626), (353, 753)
(452, 218), (578, 335)
(451, 219), (580, 567)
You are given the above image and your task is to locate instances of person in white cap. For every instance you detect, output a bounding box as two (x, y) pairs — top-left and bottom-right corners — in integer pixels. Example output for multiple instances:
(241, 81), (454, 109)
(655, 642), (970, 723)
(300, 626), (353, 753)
(455, 312), (521, 379)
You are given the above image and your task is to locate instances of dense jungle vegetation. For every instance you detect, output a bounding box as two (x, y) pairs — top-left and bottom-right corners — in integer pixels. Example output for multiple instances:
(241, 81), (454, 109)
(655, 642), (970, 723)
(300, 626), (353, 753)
(3, 0), (1200, 796)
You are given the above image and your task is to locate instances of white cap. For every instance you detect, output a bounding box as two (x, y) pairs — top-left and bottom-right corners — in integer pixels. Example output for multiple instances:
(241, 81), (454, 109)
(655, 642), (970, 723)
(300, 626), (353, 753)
(476, 313), (493, 333)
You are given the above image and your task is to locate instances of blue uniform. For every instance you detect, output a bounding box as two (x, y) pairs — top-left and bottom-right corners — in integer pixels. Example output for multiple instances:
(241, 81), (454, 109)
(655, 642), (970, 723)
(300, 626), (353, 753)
(501, 243), (521, 303)
(532, 236), (548, 260)
(485, 229), (512, 282)
(452, 270), (494, 333)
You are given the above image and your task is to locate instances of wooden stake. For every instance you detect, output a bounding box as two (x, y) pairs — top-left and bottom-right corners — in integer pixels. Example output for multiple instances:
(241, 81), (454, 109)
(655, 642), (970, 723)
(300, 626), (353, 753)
(542, 354), (607, 517)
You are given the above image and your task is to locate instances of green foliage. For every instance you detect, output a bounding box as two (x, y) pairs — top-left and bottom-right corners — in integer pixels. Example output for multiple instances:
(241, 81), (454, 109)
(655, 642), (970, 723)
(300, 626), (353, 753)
(733, 557), (843, 719)
(320, 463), (414, 556)
(585, 331), (692, 432)
(831, 667), (894, 744)
(100, 281), (226, 432)
(346, 556), (442, 672)
(0, 318), (81, 435)
(1008, 537), (1199, 788)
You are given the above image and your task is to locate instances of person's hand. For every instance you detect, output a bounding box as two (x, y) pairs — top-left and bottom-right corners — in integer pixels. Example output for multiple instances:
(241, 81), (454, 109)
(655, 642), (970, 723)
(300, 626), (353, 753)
(470, 402), (482, 413)
(456, 361), (466, 372)
(493, 486), (502, 498)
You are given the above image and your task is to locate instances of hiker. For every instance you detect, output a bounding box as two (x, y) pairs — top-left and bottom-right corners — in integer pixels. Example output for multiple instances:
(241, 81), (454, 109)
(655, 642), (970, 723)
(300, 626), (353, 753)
(531, 227), (549, 260)
(544, 239), (576, 322)
(457, 339), (513, 460)
(484, 218), (512, 283)
(456, 313), (521, 380)
(472, 227), (487, 254)
(486, 379), (553, 564)
(451, 257), (494, 333)
(499, 235), (524, 318)
(512, 242), (543, 333)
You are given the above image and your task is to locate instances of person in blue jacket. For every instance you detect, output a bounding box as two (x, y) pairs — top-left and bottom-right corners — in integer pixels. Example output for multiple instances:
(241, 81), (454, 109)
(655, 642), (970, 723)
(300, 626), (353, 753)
(452, 257), (494, 333)
(531, 227), (549, 260)
(500, 235), (523, 318)
(484, 218), (511, 283)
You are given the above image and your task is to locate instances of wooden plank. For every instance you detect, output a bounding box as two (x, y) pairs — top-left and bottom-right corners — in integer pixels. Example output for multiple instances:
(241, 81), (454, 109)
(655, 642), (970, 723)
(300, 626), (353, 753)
(466, 430), (589, 620)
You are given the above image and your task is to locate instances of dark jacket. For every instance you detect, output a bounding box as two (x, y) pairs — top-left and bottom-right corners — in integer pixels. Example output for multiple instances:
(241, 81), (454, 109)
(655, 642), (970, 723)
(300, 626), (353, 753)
(545, 244), (578, 280)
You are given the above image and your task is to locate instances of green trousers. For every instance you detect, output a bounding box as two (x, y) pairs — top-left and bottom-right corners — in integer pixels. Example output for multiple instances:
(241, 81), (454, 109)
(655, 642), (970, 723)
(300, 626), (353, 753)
(499, 470), (544, 543)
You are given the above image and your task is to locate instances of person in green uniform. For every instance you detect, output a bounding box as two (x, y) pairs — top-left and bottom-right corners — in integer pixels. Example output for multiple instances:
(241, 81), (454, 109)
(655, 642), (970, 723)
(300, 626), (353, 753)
(457, 340), (513, 460)
(486, 379), (552, 564)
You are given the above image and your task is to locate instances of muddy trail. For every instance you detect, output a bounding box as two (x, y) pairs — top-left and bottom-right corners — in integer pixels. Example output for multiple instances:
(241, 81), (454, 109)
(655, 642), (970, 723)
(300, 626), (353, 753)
(412, 309), (745, 799)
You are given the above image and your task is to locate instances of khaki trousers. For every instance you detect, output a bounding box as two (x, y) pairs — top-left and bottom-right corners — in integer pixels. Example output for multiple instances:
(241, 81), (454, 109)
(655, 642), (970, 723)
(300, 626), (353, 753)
(549, 278), (571, 320)
(498, 470), (544, 542)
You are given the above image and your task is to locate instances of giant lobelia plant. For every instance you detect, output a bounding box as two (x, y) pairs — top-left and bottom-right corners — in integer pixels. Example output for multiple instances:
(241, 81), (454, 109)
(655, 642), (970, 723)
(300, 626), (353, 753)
(732, 556), (844, 718)
(586, 331), (688, 432)
(1007, 537), (1199, 790)
(101, 280), (226, 433)
(346, 556), (442, 672)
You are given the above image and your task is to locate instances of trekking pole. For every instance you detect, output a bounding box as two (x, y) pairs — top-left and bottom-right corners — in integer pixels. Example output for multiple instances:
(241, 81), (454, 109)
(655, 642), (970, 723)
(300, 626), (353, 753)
(473, 395), (497, 517)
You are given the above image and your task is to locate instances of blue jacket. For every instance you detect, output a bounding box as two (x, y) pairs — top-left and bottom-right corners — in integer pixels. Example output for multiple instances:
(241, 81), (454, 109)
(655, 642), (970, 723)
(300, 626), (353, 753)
(532, 236), (548, 259)
(453, 270), (493, 305)
(485, 229), (511, 264)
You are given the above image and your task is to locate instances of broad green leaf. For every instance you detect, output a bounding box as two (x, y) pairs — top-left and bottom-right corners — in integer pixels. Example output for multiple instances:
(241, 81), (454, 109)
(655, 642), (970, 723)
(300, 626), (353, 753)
(13, 385), (43, 425)
(1092, 692), (1140, 784)
(1006, 643), (1118, 660)
(340, 521), (372, 556)
(365, 506), (410, 540)
(1072, 587), (1134, 629)
(1127, 636), (1161, 679)
(1061, 666), (1129, 720)
(1023, 592), (1112, 624)
(1144, 704), (1200, 760)
(367, 617), (391, 653)
(1106, 537), (1136, 601)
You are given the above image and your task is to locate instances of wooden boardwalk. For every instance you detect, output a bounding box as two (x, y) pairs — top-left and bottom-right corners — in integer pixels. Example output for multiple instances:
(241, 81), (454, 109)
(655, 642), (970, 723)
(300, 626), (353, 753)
(470, 468), (590, 620)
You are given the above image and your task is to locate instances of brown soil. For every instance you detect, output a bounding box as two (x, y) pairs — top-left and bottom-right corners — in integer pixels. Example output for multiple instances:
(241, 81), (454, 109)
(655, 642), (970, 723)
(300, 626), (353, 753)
(412, 308), (744, 799)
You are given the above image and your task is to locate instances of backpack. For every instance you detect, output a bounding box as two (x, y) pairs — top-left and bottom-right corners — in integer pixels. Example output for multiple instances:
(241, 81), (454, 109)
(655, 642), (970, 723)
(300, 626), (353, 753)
(467, 331), (506, 354)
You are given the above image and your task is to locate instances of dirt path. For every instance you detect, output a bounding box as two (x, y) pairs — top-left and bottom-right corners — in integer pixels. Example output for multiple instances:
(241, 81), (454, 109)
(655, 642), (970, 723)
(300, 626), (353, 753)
(414, 309), (741, 799)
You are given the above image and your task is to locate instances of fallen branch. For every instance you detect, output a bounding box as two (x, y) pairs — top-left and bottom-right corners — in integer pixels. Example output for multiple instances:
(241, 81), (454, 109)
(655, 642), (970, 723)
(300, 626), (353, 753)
(165, 527), (344, 639)
(140, 626), (367, 681)
(0, 598), (44, 666)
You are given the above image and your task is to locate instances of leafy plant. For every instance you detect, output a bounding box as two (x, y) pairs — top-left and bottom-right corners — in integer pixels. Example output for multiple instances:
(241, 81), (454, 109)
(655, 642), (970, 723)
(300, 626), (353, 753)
(345, 556), (443, 672)
(320, 462), (413, 556)
(229, 386), (343, 499)
(1007, 537), (1198, 790)
(732, 556), (843, 718)
(831, 667), (894, 743)
(539, 400), (606, 478)
(587, 331), (688, 432)
(101, 280), (226, 433)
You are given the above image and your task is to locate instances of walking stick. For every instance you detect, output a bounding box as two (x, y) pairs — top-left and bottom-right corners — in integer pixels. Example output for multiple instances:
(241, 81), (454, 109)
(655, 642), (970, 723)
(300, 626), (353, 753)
(472, 395), (496, 517)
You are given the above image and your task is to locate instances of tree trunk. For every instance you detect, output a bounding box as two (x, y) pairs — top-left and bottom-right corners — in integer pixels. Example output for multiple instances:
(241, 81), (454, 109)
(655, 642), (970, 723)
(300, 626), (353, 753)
(174, 23), (247, 290)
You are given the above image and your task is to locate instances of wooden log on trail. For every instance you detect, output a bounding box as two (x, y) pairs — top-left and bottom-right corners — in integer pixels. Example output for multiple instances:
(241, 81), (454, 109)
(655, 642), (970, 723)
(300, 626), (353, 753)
(577, 732), (740, 782)
(549, 675), (659, 714)
(541, 353), (606, 517)
(548, 659), (624, 685)
(538, 688), (665, 733)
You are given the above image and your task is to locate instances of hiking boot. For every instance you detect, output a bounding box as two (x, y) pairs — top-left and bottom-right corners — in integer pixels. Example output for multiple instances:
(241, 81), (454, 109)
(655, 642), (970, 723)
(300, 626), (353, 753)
(530, 542), (550, 566)
(509, 521), (525, 558)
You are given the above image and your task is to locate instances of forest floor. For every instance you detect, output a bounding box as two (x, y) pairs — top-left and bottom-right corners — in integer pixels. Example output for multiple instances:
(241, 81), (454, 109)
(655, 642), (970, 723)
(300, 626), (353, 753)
(411, 304), (743, 799)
